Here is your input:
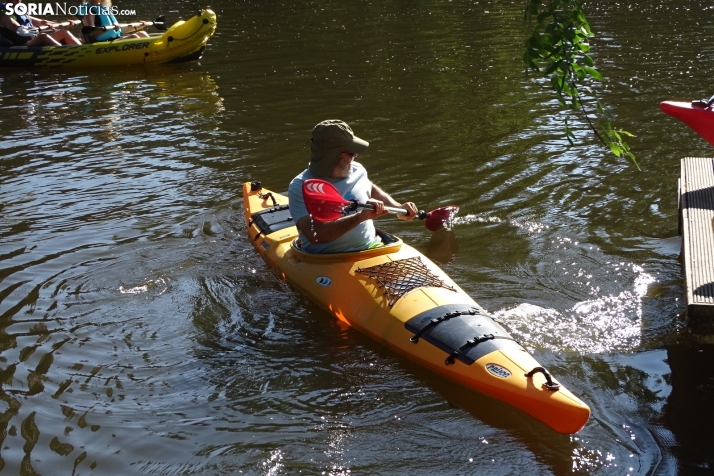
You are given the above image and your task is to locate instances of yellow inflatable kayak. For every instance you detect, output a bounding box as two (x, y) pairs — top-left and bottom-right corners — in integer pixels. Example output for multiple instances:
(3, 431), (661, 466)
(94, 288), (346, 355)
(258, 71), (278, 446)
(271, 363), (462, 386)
(243, 181), (590, 434)
(0, 10), (216, 68)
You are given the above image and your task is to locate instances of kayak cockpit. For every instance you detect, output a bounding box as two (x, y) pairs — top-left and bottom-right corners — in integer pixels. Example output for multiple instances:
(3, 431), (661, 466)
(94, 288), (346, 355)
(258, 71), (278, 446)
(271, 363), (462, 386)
(289, 230), (402, 263)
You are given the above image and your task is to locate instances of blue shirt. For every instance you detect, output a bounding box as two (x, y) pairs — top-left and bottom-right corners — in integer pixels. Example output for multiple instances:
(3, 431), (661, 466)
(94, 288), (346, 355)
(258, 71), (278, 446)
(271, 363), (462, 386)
(288, 161), (381, 253)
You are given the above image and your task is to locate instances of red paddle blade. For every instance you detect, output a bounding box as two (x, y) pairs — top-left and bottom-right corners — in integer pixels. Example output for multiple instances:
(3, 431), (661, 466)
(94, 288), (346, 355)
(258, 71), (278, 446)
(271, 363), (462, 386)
(303, 179), (350, 222)
(424, 206), (459, 231)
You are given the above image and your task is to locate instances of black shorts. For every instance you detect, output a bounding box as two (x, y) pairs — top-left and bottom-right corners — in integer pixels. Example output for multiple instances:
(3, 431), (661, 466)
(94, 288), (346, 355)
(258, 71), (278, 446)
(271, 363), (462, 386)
(82, 33), (99, 44)
(0, 28), (30, 46)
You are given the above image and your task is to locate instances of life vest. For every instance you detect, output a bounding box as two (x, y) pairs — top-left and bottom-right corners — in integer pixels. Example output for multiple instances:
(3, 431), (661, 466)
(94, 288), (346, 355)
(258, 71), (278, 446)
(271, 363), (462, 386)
(0, 2), (36, 45)
(77, 3), (120, 41)
(0, 3), (34, 28)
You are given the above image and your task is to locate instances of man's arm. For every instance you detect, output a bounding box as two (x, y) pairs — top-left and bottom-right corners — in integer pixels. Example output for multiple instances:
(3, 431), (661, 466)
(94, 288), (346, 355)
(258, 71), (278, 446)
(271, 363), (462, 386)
(28, 16), (53, 27)
(0, 14), (20, 32)
(370, 183), (418, 221)
(296, 205), (383, 245)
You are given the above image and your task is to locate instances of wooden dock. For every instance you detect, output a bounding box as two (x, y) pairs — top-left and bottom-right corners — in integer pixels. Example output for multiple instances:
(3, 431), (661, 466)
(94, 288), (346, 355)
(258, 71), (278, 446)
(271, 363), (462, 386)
(680, 157), (714, 333)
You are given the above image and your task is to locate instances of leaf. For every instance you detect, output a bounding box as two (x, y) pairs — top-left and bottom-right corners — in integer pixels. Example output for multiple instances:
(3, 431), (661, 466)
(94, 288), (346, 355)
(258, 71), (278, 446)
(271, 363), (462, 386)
(583, 66), (603, 81)
(545, 60), (562, 75)
(523, 0), (637, 167)
(609, 142), (622, 157)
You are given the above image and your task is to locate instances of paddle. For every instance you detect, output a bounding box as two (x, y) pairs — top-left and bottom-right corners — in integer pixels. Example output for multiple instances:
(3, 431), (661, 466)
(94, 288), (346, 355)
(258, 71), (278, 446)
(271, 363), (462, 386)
(37, 19), (82, 31)
(81, 16), (167, 35)
(302, 179), (459, 232)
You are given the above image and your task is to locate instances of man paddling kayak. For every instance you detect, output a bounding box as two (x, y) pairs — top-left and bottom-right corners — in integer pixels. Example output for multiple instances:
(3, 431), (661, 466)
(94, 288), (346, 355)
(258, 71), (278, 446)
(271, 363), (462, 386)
(288, 120), (418, 254)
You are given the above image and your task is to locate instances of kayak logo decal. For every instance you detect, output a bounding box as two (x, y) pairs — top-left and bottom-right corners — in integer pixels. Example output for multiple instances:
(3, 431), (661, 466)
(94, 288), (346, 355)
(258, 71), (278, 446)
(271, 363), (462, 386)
(316, 276), (332, 287)
(95, 42), (150, 54)
(305, 181), (326, 194)
(486, 364), (511, 379)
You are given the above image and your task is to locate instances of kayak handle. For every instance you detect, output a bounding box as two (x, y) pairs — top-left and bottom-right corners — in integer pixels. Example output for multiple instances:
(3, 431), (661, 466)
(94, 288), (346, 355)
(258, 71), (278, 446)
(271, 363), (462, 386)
(525, 366), (561, 391)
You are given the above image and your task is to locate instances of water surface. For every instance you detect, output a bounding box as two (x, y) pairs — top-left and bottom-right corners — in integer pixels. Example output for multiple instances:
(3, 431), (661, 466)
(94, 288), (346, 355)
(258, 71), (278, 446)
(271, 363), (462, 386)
(1, 0), (712, 474)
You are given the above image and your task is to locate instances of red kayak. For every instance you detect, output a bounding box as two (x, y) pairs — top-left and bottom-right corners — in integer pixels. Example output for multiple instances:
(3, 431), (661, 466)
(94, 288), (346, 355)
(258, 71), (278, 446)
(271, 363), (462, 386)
(660, 100), (714, 147)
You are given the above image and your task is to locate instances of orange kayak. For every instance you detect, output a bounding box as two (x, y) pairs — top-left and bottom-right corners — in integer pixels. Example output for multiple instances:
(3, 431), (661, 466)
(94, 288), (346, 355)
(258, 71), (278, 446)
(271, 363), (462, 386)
(243, 181), (591, 434)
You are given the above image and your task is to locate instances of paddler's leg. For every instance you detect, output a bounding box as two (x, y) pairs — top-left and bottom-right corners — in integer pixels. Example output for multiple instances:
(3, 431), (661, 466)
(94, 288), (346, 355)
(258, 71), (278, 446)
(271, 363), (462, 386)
(26, 33), (62, 47)
(51, 30), (81, 45)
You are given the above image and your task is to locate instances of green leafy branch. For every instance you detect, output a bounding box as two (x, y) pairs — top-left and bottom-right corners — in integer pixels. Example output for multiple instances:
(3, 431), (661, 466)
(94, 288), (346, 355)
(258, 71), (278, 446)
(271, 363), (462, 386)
(523, 0), (638, 169)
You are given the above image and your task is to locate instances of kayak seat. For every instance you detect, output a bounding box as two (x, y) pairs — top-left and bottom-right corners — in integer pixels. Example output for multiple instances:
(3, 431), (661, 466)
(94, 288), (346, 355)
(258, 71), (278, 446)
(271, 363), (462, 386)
(375, 228), (399, 246)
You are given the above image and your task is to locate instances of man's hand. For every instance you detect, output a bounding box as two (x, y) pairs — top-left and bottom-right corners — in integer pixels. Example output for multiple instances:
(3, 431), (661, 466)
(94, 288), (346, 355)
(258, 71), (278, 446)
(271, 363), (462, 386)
(361, 198), (388, 220)
(397, 202), (418, 221)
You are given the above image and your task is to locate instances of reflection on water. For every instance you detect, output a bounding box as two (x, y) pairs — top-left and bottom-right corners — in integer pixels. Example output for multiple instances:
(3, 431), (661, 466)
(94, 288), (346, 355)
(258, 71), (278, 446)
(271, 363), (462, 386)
(424, 229), (460, 264)
(0, 0), (711, 474)
(0, 65), (233, 474)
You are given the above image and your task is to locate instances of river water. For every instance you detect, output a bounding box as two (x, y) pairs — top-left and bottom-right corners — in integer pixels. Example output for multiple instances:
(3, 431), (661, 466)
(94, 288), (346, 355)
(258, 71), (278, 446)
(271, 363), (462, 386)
(1, 0), (713, 474)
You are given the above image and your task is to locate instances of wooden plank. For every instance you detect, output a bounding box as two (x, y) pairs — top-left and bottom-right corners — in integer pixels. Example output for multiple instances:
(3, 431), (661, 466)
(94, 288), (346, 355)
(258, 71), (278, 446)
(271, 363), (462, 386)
(680, 157), (714, 332)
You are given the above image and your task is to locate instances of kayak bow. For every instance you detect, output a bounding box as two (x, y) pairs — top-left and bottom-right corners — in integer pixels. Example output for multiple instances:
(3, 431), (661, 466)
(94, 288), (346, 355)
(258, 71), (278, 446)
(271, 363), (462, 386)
(660, 100), (714, 147)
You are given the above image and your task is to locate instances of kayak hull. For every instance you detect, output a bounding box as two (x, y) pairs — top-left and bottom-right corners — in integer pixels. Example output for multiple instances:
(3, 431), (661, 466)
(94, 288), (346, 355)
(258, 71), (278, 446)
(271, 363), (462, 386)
(660, 101), (714, 147)
(0, 10), (216, 68)
(243, 182), (590, 434)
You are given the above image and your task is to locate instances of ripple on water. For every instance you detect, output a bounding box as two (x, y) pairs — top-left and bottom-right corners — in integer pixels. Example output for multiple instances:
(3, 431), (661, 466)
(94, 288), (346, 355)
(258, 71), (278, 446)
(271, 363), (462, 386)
(493, 253), (657, 354)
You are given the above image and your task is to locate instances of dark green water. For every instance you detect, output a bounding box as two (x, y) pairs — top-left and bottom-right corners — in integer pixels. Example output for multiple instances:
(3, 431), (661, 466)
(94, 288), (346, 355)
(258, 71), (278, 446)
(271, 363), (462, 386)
(1, 0), (713, 474)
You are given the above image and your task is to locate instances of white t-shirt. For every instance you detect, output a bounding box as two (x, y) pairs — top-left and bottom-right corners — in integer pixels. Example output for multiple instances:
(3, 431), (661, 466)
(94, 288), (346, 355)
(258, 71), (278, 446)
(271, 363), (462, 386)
(288, 161), (381, 253)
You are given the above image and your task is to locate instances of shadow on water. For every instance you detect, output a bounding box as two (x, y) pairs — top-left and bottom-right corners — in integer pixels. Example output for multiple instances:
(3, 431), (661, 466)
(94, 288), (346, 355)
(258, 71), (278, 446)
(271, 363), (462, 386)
(663, 344), (714, 475)
(387, 352), (581, 474)
(424, 228), (460, 264)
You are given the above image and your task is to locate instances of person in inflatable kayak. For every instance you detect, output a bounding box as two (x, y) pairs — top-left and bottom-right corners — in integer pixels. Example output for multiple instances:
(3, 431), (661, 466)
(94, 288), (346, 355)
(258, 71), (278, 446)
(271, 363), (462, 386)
(0, 0), (81, 46)
(288, 120), (419, 254)
(78, 0), (149, 43)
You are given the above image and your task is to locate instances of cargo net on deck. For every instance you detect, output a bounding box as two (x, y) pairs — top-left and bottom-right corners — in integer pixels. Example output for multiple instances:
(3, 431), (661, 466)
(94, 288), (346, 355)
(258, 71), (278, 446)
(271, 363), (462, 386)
(356, 256), (456, 307)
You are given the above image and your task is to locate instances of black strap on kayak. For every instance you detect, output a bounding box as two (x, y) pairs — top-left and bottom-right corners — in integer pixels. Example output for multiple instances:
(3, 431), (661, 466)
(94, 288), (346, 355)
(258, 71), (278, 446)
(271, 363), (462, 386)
(249, 205), (292, 241)
(261, 193), (278, 207)
(409, 308), (480, 343)
(248, 180), (294, 241)
(250, 180), (278, 207)
(525, 366), (560, 391)
(444, 334), (517, 365)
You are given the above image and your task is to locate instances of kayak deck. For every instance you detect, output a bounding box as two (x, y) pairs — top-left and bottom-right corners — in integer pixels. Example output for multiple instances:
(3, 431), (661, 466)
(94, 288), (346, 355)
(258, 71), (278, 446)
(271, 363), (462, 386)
(243, 181), (590, 434)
